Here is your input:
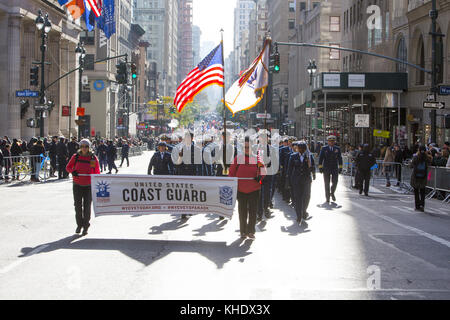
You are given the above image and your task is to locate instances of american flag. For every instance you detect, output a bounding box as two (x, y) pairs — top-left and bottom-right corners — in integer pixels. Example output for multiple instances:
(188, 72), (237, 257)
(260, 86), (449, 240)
(86, 0), (101, 17)
(174, 43), (224, 112)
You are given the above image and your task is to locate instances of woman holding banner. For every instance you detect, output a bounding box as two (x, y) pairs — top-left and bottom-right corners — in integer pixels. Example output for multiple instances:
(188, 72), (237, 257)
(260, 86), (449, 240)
(66, 139), (100, 236)
(229, 137), (264, 240)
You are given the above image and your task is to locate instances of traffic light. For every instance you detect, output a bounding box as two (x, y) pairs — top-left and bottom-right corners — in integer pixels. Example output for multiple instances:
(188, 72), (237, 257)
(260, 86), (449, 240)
(115, 60), (128, 84)
(131, 63), (137, 79)
(30, 66), (39, 86)
(273, 51), (280, 73)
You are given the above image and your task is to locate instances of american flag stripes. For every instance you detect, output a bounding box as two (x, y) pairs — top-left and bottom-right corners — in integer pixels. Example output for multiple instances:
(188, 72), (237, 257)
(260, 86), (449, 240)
(174, 43), (224, 112)
(86, 0), (101, 17)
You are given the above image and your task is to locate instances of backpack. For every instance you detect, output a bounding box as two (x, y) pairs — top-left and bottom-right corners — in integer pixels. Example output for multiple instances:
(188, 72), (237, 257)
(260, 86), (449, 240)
(415, 160), (427, 179)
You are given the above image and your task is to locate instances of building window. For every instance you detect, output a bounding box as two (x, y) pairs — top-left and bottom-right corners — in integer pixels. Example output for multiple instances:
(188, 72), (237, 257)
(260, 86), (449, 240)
(300, 2), (306, 11)
(84, 54), (95, 70)
(330, 44), (340, 60)
(80, 31), (95, 45)
(416, 36), (425, 85)
(288, 19), (295, 30)
(330, 16), (340, 32)
(396, 37), (407, 73)
(289, 1), (295, 12)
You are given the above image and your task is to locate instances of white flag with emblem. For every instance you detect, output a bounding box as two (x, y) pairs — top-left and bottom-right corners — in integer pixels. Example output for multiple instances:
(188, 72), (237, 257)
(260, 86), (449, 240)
(225, 39), (270, 114)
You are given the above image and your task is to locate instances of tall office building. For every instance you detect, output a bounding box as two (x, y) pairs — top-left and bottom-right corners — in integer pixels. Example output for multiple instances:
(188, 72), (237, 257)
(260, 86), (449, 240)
(232, 0), (256, 79)
(134, 0), (178, 97)
(192, 25), (201, 66)
(178, 0), (193, 85)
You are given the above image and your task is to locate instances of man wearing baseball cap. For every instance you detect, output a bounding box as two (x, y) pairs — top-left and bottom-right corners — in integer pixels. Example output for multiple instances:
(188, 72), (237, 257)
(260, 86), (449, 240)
(318, 135), (343, 204)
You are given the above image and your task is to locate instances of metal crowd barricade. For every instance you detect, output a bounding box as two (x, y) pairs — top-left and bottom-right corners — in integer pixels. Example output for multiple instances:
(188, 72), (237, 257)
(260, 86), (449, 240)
(116, 146), (144, 161)
(426, 166), (450, 202)
(1, 152), (51, 183)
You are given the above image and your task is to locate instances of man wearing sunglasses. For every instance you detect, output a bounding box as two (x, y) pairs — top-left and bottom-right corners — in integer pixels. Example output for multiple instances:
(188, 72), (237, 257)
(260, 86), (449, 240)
(66, 139), (100, 236)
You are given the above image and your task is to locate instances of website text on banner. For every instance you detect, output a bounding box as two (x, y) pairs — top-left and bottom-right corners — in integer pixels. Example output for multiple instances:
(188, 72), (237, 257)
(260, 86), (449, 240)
(91, 175), (238, 218)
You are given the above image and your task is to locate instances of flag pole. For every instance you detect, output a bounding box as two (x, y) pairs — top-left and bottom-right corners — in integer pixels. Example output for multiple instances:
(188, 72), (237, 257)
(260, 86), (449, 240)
(221, 29), (228, 175)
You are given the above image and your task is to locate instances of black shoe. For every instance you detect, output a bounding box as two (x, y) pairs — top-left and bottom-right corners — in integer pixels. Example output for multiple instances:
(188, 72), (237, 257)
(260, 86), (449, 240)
(331, 193), (336, 202)
(364, 193), (369, 196)
(115, 168), (119, 174)
(359, 189), (363, 195)
(419, 207), (425, 212)
(82, 227), (88, 236)
(269, 201), (274, 209)
(219, 216), (225, 220)
(75, 226), (82, 234)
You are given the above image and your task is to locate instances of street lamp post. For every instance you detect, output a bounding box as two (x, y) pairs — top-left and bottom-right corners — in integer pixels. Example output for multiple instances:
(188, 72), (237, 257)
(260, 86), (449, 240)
(35, 10), (51, 138)
(75, 42), (86, 140)
(307, 59), (317, 145)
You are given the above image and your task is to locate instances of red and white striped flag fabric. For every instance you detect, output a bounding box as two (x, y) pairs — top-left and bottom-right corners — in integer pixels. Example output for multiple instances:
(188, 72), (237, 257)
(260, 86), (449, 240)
(86, 0), (101, 17)
(174, 43), (224, 112)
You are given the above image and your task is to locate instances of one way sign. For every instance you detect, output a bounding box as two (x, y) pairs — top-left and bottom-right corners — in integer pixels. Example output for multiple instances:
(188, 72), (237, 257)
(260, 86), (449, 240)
(423, 101), (445, 109)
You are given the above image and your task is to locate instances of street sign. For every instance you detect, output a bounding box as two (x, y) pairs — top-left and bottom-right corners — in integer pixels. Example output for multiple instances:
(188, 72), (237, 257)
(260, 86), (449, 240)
(256, 113), (271, 119)
(439, 86), (450, 96)
(423, 101), (445, 109)
(61, 105), (71, 117)
(355, 114), (370, 128)
(16, 90), (39, 98)
(425, 93), (436, 101)
(76, 107), (85, 116)
(373, 129), (390, 139)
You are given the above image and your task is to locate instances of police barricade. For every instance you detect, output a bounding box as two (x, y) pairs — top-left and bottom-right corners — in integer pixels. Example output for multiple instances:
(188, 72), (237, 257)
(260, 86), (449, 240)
(1, 153), (51, 183)
(116, 146), (144, 161)
(426, 166), (450, 202)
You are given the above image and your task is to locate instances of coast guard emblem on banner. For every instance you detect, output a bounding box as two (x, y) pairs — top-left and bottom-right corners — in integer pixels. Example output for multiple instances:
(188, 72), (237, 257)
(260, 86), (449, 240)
(96, 181), (111, 203)
(219, 186), (233, 206)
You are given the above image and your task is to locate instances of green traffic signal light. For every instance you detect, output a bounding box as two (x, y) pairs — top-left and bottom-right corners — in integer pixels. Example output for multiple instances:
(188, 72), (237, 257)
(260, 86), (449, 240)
(274, 65), (280, 72)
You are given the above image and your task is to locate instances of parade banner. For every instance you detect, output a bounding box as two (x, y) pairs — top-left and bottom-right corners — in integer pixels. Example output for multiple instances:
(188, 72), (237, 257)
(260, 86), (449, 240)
(91, 175), (238, 218)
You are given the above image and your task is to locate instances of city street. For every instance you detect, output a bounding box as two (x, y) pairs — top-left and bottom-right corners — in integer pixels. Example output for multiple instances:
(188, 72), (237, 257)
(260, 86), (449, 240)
(0, 150), (449, 300)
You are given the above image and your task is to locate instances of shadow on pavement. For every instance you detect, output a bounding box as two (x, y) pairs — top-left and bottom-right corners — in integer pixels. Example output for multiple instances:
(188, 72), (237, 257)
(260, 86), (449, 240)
(19, 235), (253, 269)
(192, 219), (228, 237)
(149, 219), (188, 235)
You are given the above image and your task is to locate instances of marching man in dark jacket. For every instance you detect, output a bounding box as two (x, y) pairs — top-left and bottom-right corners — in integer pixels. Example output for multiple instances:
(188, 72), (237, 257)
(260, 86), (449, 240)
(288, 141), (316, 225)
(56, 136), (69, 179)
(148, 142), (174, 175)
(318, 135), (343, 203)
(355, 144), (377, 196)
(67, 137), (79, 159)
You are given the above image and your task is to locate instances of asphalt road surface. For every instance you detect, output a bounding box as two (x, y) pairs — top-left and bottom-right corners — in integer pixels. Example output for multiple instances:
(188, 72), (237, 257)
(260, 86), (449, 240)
(1, 151), (449, 300)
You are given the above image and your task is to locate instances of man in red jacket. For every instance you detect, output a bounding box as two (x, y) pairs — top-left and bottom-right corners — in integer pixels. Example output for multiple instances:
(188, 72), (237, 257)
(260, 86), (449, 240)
(66, 139), (100, 235)
(229, 137), (264, 240)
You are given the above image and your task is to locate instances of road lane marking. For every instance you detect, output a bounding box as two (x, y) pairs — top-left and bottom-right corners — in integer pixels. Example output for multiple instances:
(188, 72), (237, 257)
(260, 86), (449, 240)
(0, 244), (49, 275)
(352, 202), (450, 248)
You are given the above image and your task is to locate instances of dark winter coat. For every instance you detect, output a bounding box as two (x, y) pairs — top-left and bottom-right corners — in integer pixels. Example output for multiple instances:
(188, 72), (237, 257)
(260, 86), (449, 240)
(410, 154), (431, 189)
